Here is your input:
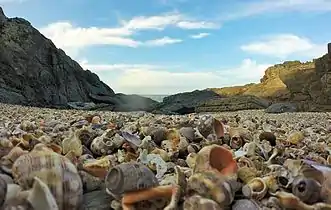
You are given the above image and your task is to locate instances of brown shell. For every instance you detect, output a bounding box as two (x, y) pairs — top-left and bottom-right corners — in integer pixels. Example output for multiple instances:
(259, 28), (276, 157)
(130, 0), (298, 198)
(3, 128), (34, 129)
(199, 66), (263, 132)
(183, 194), (223, 210)
(11, 144), (83, 210)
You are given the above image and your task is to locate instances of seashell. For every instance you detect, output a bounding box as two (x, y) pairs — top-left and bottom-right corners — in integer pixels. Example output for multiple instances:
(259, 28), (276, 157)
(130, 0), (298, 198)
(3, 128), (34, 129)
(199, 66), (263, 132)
(82, 155), (113, 179)
(321, 172), (331, 204)
(187, 171), (239, 207)
(186, 153), (197, 169)
(62, 128), (83, 156)
(11, 143), (83, 210)
(272, 191), (331, 210)
(259, 131), (277, 146)
(90, 129), (124, 156)
(237, 157), (256, 169)
(20, 176), (59, 210)
(137, 150), (167, 180)
(232, 199), (260, 210)
(187, 143), (200, 154)
(237, 167), (258, 184)
(46, 143), (62, 154)
(121, 131), (142, 148)
(194, 144), (238, 178)
(292, 176), (321, 204)
(0, 146), (28, 174)
(242, 177), (268, 200)
(142, 126), (168, 146)
(0, 174), (7, 207)
(183, 194), (223, 210)
(91, 115), (101, 124)
(166, 129), (181, 151)
(197, 115), (225, 139)
(287, 131), (304, 145)
(79, 170), (102, 193)
(121, 185), (174, 210)
(179, 127), (195, 142)
(105, 162), (159, 197)
(0, 139), (13, 159)
(242, 142), (256, 157)
(229, 128), (244, 149)
(150, 148), (170, 162)
(76, 126), (96, 147)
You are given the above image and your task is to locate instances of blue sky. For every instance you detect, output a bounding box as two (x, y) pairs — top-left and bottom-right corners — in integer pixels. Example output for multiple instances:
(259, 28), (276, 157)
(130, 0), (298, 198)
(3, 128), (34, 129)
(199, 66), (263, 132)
(1, 0), (331, 95)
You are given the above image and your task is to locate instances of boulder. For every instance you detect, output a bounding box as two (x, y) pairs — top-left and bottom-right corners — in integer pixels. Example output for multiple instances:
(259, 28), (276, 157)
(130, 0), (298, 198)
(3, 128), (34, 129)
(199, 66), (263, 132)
(265, 102), (297, 114)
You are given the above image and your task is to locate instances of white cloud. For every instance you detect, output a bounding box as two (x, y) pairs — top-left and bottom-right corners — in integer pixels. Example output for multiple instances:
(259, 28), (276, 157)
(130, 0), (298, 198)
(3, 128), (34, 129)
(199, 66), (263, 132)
(224, 0), (331, 20)
(144, 36), (182, 46)
(190, 33), (210, 39)
(121, 13), (182, 30)
(40, 22), (139, 58)
(82, 59), (272, 95)
(121, 12), (219, 30)
(241, 34), (326, 58)
(176, 21), (219, 29)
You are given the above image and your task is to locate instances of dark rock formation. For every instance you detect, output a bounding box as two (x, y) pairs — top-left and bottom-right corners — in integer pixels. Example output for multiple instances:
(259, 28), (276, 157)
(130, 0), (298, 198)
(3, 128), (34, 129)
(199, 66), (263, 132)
(0, 7), (157, 112)
(196, 95), (270, 112)
(265, 102), (297, 114)
(153, 90), (221, 114)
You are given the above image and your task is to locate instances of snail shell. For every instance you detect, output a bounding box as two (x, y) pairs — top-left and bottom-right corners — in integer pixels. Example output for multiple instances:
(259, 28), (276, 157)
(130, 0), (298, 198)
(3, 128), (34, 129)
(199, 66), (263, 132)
(197, 115), (224, 139)
(242, 177), (268, 200)
(259, 132), (276, 146)
(179, 127), (195, 142)
(11, 144), (83, 210)
(90, 129), (124, 156)
(105, 162), (159, 197)
(292, 176), (321, 204)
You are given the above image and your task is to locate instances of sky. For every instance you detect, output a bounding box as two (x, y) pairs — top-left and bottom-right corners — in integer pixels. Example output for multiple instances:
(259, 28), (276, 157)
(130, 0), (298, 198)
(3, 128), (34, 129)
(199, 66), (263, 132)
(1, 0), (331, 95)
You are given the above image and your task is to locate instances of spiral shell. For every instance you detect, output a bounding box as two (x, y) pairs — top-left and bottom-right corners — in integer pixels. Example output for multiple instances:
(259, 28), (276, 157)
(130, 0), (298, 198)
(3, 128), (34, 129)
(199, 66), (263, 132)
(242, 177), (268, 200)
(197, 115), (225, 139)
(90, 129), (124, 156)
(105, 162), (159, 197)
(11, 143), (83, 210)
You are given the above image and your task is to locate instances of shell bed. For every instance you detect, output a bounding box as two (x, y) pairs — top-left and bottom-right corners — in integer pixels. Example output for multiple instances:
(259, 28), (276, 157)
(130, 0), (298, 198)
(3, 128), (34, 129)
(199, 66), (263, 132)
(1, 103), (331, 210)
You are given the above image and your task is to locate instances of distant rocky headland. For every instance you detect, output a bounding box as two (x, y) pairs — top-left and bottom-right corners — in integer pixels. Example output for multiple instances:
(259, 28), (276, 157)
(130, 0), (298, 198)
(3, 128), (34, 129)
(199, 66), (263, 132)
(0, 6), (331, 115)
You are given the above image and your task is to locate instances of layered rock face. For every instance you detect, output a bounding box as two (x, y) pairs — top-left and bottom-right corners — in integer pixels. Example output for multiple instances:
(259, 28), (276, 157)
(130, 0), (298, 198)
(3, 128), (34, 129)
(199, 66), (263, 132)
(0, 7), (156, 111)
(207, 46), (331, 112)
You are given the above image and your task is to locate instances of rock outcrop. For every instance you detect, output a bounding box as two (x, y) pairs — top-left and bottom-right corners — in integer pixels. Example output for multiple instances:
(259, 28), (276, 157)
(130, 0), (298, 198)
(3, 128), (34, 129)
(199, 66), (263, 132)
(196, 95), (270, 112)
(153, 90), (221, 114)
(0, 7), (156, 111)
(159, 44), (331, 114)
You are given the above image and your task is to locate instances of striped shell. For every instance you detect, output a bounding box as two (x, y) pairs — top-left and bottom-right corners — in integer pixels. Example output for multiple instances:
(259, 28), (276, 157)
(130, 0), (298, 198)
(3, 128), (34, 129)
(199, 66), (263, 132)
(11, 144), (83, 210)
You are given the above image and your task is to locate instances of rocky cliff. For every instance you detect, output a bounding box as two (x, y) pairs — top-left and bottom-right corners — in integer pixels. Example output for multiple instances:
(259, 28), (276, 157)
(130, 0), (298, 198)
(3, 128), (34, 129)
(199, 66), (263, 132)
(0, 7), (157, 111)
(159, 44), (330, 114)
(204, 46), (331, 112)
